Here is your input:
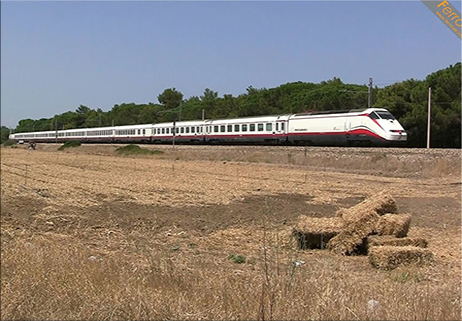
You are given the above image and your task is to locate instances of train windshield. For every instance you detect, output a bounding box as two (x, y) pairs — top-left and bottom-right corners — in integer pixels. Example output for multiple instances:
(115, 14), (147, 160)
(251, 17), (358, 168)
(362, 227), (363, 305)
(376, 111), (395, 120)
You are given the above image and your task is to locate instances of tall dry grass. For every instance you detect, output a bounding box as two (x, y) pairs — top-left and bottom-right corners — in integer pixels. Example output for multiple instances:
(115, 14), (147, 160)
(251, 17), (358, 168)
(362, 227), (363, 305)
(1, 231), (460, 320)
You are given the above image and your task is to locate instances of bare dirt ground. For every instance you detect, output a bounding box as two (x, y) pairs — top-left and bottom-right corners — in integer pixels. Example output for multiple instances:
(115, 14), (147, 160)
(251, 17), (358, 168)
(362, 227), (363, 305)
(1, 144), (461, 320)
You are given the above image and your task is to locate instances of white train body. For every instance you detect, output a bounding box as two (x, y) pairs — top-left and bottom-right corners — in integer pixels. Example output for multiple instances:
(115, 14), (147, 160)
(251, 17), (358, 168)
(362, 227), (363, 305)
(9, 108), (407, 146)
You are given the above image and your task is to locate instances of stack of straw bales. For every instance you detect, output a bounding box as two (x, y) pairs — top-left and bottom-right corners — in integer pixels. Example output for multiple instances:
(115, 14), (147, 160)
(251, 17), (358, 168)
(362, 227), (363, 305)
(292, 191), (433, 269)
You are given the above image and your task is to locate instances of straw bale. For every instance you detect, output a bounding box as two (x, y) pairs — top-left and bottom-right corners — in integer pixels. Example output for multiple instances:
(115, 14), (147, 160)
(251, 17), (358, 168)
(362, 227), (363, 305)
(368, 246), (434, 270)
(327, 210), (379, 255)
(292, 216), (345, 249)
(367, 235), (428, 249)
(375, 213), (411, 237)
(337, 191), (397, 222)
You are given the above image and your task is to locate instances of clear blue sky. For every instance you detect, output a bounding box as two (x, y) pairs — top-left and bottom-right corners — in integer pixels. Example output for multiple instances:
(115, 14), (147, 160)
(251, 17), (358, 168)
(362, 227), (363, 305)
(1, 1), (461, 128)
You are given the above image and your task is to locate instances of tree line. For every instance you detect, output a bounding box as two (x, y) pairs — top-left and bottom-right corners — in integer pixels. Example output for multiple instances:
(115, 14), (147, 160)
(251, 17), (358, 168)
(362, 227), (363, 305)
(5, 62), (460, 148)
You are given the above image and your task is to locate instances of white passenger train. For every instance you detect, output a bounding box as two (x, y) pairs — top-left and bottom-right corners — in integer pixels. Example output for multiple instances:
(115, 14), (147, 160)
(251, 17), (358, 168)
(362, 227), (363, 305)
(9, 108), (407, 146)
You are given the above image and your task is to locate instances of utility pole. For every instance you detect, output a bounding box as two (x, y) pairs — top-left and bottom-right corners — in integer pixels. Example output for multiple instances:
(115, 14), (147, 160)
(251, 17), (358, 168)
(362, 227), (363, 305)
(427, 87), (432, 149)
(55, 119), (58, 143)
(172, 120), (176, 149)
(368, 77), (373, 108)
(99, 114), (102, 127)
(202, 109), (205, 120)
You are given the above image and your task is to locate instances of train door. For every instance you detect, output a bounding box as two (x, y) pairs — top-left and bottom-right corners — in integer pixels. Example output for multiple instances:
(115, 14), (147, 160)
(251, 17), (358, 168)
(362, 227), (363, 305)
(275, 121), (286, 134)
(274, 122), (281, 134)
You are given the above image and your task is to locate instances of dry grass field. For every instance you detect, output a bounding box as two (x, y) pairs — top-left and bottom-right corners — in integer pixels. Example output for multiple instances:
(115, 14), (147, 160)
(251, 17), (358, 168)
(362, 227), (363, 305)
(1, 143), (461, 320)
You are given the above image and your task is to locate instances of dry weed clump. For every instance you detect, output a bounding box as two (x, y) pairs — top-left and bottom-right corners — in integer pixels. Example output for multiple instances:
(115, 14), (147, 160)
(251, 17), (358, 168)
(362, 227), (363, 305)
(366, 235), (428, 249)
(292, 216), (345, 249)
(375, 213), (411, 237)
(336, 191), (397, 222)
(368, 246), (435, 270)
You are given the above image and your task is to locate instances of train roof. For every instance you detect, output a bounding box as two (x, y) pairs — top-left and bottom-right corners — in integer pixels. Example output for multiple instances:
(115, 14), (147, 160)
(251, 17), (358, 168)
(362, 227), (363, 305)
(153, 120), (205, 127)
(290, 108), (390, 118)
(206, 114), (291, 124)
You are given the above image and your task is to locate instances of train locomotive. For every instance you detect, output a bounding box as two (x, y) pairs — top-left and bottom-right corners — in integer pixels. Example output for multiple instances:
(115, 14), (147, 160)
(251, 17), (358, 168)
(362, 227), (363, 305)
(9, 108), (407, 146)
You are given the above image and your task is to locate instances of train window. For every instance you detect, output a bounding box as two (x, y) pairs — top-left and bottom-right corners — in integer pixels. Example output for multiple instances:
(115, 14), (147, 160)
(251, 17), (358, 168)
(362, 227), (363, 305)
(161, 128), (164, 134)
(281, 123), (285, 131)
(180, 127), (184, 134)
(242, 124), (248, 131)
(227, 125), (232, 132)
(234, 124), (240, 132)
(220, 125), (225, 132)
(250, 124), (256, 132)
(369, 112), (379, 119)
(266, 123), (272, 131)
(276, 123), (279, 131)
(186, 127), (190, 134)
(191, 127), (195, 133)
(197, 126), (200, 133)
(258, 124), (264, 131)
(214, 126), (219, 133)
(376, 111), (395, 120)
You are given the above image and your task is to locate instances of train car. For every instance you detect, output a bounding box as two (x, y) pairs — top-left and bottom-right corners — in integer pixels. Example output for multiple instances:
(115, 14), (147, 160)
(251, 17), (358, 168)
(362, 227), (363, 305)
(287, 108), (407, 146)
(11, 130), (59, 143)
(203, 115), (290, 144)
(152, 120), (206, 144)
(8, 108), (407, 146)
(112, 124), (152, 143)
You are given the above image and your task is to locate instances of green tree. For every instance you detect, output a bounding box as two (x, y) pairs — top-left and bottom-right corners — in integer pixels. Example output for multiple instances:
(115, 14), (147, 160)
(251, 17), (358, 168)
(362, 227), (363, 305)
(157, 88), (183, 110)
(374, 63), (461, 147)
(1, 126), (11, 143)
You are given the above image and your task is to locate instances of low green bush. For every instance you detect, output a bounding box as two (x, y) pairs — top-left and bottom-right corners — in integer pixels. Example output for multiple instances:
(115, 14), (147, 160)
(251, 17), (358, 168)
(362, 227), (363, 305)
(2, 139), (16, 147)
(115, 144), (163, 156)
(228, 254), (246, 264)
(58, 140), (81, 151)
